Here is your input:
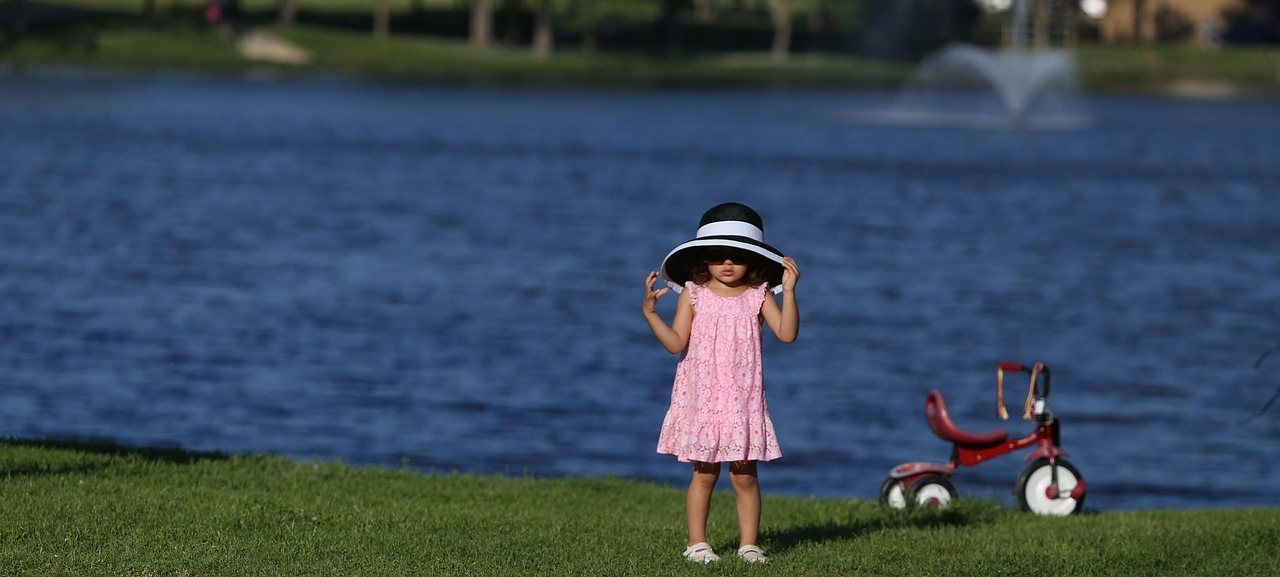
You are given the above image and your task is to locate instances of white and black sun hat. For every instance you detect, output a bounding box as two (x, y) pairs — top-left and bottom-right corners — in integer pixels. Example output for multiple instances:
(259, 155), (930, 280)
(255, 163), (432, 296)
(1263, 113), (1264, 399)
(660, 202), (786, 294)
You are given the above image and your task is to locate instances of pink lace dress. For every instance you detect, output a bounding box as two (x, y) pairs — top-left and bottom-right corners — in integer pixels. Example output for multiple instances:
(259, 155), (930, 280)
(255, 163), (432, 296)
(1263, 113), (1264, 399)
(657, 282), (782, 463)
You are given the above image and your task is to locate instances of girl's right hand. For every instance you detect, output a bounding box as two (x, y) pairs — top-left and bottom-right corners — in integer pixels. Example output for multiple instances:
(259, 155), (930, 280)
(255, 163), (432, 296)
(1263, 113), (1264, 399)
(643, 271), (670, 314)
(780, 256), (800, 292)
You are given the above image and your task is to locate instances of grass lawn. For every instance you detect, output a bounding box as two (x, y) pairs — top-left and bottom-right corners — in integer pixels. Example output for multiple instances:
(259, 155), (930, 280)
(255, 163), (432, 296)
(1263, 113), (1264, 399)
(2, 438), (1278, 576)
(1073, 42), (1280, 96)
(1, 18), (908, 88)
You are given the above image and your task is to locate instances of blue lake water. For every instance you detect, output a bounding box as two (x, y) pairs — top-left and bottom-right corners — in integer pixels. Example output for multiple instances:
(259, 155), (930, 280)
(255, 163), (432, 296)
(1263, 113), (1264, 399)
(1, 67), (1278, 511)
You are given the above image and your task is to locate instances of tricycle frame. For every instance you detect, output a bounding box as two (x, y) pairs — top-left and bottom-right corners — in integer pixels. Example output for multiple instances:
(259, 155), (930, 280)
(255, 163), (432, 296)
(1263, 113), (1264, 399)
(880, 362), (1087, 515)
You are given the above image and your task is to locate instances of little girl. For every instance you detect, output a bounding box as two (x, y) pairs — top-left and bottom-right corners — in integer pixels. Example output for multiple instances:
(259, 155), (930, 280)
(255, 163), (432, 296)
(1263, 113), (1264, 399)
(642, 202), (800, 564)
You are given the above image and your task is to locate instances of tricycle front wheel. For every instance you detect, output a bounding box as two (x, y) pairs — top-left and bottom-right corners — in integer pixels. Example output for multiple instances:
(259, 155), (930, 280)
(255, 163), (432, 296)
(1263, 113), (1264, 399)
(1016, 458), (1085, 516)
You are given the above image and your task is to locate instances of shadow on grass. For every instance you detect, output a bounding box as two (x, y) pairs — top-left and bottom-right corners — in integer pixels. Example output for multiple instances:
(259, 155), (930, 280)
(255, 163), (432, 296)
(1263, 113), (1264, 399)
(763, 502), (1003, 554)
(1, 437), (229, 477)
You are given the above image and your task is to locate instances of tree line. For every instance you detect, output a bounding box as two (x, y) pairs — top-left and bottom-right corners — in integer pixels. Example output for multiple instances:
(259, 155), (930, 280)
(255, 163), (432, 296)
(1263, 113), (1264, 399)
(9, 0), (1154, 60)
(335, 0), (997, 60)
(328, 0), (881, 60)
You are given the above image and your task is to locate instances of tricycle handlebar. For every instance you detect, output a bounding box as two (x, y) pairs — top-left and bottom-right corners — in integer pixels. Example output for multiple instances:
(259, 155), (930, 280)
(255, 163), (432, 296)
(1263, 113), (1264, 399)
(997, 361), (1051, 420)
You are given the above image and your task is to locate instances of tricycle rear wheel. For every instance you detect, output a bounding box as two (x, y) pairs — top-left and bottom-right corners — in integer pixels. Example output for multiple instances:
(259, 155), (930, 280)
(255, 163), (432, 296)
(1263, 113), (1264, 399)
(878, 476), (907, 509)
(908, 475), (957, 509)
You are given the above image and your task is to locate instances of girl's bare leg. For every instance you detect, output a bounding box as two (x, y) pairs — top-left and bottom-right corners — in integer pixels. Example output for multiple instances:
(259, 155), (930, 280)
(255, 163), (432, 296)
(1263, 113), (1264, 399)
(687, 461), (721, 545)
(729, 460), (761, 547)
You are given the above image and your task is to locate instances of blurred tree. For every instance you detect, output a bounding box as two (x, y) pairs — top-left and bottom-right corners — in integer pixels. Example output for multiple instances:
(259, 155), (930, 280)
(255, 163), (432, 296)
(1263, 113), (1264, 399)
(374, 0), (390, 38)
(453, 0), (874, 58)
(471, 0), (494, 47)
(563, 0), (660, 53)
(771, 0), (792, 60)
(1132, 0), (1148, 42)
(805, 0), (866, 51)
(570, 0), (601, 52)
(1222, 0), (1280, 43)
(861, 0), (979, 59)
(533, 0), (553, 57)
(8, 0), (27, 36)
(693, 0), (712, 20)
(278, 0), (297, 26)
(500, 0), (521, 44)
(659, 0), (690, 55)
(470, 0), (569, 56)
(1100, 0), (1275, 44)
(824, 0), (867, 29)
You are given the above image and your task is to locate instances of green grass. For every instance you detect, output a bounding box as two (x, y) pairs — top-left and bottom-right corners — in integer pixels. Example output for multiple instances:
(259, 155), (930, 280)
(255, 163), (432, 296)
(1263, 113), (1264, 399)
(2, 439), (1278, 576)
(0, 17), (249, 72)
(1073, 43), (1280, 96)
(0, 15), (909, 88)
(275, 24), (906, 87)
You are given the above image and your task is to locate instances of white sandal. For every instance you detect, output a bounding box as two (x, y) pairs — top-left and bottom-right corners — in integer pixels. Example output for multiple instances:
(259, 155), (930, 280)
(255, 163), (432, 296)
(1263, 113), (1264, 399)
(737, 544), (769, 564)
(682, 542), (720, 563)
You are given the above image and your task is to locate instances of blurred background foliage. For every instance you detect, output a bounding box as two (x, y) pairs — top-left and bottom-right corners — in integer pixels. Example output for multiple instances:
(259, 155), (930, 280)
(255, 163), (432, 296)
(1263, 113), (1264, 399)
(6, 0), (1280, 57)
(1, 1), (1277, 89)
(5, 0), (1067, 60)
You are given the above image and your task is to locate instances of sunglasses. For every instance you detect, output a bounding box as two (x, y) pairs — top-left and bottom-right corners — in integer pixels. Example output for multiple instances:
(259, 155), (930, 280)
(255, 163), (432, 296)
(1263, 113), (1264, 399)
(702, 249), (756, 265)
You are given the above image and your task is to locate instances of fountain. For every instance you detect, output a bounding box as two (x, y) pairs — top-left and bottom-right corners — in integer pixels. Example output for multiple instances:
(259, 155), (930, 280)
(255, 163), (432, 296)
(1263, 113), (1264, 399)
(863, 0), (1090, 130)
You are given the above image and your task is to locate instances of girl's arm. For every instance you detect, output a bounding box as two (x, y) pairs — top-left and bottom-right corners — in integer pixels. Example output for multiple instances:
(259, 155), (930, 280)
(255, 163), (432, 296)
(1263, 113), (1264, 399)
(643, 271), (693, 354)
(761, 257), (800, 343)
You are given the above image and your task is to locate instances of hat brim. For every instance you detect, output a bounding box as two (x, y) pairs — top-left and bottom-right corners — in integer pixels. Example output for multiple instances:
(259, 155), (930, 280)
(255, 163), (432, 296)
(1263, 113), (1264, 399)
(660, 237), (786, 295)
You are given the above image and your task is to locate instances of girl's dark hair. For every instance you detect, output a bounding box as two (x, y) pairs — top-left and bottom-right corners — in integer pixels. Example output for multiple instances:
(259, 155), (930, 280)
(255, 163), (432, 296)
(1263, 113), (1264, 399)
(685, 249), (771, 288)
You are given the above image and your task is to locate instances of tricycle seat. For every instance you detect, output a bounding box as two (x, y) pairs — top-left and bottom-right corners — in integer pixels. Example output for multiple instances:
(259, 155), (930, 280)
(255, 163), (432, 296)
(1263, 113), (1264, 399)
(926, 390), (1008, 448)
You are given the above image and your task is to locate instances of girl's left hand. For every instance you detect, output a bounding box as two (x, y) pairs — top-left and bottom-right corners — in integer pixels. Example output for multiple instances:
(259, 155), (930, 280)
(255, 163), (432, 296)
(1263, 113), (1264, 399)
(780, 256), (800, 291)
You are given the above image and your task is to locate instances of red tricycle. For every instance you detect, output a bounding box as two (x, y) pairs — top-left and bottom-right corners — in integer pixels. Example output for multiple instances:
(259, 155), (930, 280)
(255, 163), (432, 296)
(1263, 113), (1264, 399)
(879, 362), (1087, 516)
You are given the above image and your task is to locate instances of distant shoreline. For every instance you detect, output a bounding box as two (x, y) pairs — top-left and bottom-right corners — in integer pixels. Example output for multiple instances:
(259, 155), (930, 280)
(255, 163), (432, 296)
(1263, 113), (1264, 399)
(2, 14), (1278, 98)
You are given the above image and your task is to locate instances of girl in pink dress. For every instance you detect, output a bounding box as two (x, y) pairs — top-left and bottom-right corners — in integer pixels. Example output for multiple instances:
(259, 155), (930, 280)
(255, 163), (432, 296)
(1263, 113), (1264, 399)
(642, 203), (800, 564)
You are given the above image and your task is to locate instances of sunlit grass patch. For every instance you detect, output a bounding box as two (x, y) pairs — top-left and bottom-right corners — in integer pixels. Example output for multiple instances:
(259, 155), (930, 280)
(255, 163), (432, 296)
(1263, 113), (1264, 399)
(2, 438), (1278, 576)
